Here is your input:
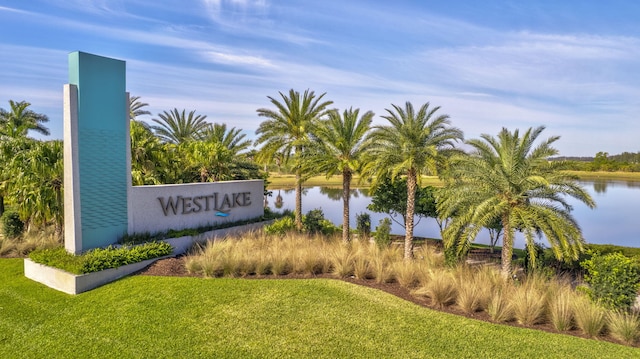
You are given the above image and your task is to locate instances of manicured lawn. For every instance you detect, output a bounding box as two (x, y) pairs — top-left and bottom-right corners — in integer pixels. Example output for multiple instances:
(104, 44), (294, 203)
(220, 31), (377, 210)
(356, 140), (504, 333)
(1, 258), (638, 358)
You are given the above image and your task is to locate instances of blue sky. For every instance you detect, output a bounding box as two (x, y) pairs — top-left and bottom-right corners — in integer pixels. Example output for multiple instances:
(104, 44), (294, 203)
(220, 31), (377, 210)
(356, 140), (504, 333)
(2, 0), (640, 156)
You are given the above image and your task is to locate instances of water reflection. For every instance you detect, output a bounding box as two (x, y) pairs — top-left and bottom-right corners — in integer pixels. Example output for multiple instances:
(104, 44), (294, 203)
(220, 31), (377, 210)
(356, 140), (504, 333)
(593, 180), (608, 194)
(268, 181), (640, 248)
(275, 190), (283, 209)
(318, 187), (365, 201)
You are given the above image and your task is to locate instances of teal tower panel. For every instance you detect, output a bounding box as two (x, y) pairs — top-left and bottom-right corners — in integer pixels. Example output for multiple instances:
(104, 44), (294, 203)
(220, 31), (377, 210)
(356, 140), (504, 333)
(68, 52), (128, 250)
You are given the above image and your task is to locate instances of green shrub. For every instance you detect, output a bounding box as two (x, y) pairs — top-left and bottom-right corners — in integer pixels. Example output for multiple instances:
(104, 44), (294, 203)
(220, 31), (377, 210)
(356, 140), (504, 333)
(81, 242), (173, 273)
(28, 247), (85, 274)
(302, 208), (339, 236)
(264, 216), (296, 236)
(120, 215), (281, 245)
(29, 242), (173, 274)
(581, 251), (640, 310)
(374, 218), (392, 248)
(2, 211), (24, 239)
(356, 212), (371, 239)
(303, 208), (325, 234)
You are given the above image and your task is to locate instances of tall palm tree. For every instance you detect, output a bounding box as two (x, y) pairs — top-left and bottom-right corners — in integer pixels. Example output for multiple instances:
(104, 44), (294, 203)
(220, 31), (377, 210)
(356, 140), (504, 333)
(304, 108), (373, 241)
(437, 126), (595, 278)
(199, 123), (252, 156)
(255, 89), (333, 230)
(0, 100), (50, 139)
(365, 101), (463, 259)
(129, 96), (151, 120)
(151, 108), (209, 144)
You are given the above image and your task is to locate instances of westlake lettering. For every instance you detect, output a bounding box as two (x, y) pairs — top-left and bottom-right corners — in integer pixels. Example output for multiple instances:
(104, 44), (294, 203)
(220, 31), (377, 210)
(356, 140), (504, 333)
(158, 192), (252, 216)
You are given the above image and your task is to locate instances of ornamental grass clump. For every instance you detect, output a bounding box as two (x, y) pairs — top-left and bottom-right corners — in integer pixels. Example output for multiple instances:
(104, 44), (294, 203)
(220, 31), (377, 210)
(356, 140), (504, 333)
(573, 296), (607, 338)
(330, 242), (354, 278)
(455, 266), (495, 314)
(509, 275), (548, 326)
(414, 244), (444, 270)
(412, 269), (457, 308)
(607, 310), (640, 345)
(548, 284), (576, 332)
(368, 244), (400, 283)
(487, 287), (514, 323)
(393, 261), (420, 288)
(293, 240), (329, 275)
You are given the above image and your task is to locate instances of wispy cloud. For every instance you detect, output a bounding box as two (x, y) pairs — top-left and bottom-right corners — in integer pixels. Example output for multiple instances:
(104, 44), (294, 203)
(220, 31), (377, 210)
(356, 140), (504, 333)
(201, 0), (268, 21)
(199, 50), (274, 68)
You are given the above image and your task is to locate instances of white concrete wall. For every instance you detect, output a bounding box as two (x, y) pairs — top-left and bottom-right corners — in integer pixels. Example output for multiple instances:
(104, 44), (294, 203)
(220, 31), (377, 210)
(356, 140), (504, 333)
(63, 84), (82, 254)
(128, 180), (264, 234)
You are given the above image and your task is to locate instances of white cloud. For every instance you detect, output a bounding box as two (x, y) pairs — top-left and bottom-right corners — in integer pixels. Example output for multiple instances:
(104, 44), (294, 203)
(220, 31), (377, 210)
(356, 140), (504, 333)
(201, 0), (268, 22)
(199, 50), (274, 68)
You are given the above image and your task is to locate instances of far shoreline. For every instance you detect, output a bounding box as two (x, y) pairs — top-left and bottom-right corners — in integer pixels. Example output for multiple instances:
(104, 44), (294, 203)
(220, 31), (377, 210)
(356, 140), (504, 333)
(267, 171), (640, 189)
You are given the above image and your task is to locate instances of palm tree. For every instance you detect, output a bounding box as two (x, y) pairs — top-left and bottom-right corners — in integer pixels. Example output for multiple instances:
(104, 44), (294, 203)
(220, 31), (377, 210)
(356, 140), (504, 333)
(151, 108), (209, 144)
(199, 123), (252, 156)
(181, 140), (232, 182)
(304, 108), (373, 241)
(365, 101), (463, 259)
(130, 120), (168, 185)
(0, 100), (50, 216)
(129, 96), (151, 120)
(7, 140), (64, 235)
(437, 126), (595, 278)
(255, 89), (333, 230)
(0, 100), (50, 139)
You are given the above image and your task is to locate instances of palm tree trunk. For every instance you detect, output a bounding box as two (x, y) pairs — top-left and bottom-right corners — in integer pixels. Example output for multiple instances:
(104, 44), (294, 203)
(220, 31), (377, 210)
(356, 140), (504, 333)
(501, 215), (513, 280)
(295, 169), (303, 231)
(404, 170), (417, 260)
(342, 170), (351, 242)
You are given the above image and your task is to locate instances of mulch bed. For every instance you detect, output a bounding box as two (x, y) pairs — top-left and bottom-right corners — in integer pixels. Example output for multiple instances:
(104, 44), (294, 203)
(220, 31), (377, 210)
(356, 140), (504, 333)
(136, 255), (636, 348)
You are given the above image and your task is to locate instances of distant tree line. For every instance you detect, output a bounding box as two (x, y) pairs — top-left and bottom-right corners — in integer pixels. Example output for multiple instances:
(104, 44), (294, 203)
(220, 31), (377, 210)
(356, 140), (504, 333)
(552, 151), (640, 172)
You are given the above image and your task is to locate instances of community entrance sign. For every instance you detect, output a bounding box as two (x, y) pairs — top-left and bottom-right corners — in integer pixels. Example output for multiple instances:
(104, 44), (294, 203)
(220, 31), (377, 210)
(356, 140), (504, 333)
(63, 51), (263, 254)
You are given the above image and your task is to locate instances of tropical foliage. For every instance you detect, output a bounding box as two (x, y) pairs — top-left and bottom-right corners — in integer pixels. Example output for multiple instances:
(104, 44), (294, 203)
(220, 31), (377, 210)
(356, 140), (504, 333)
(367, 176), (438, 229)
(1, 97), (264, 239)
(304, 108), (373, 241)
(580, 251), (640, 310)
(2, 93), (602, 289)
(0, 100), (50, 138)
(255, 89), (333, 230)
(0, 101), (58, 233)
(365, 101), (463, 259)
(129, 95), (151, 120)
(7, 140), (64, 234)
(151, 108), (209, 144)
(438, 126), (595, 278)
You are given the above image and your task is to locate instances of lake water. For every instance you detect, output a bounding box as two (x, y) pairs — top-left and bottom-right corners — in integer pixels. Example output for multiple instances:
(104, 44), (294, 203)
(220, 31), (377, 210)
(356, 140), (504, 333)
(266, 180), (640, 249)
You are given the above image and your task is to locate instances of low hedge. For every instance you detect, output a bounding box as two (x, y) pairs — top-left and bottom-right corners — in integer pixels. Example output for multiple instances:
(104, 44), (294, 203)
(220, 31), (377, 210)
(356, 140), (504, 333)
(119, 211), (284, 245)
(29, 241), (173, 274)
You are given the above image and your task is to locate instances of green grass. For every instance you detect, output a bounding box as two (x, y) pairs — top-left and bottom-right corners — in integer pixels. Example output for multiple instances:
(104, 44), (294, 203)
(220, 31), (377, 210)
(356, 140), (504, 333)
(268, 170), (640, 189)
(267, 173), (443, 189)
(564, 170), (640, 181)
(1, 259), (638, 358)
